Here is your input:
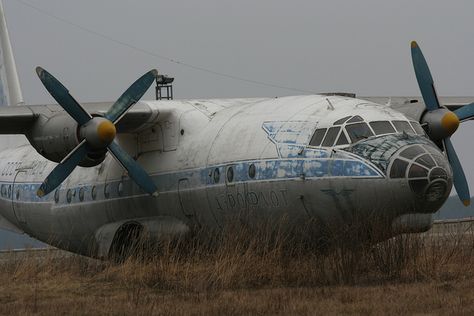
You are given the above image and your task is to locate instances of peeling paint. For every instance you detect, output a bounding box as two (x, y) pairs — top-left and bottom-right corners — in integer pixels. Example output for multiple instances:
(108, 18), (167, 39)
(344, 134), (436, 173)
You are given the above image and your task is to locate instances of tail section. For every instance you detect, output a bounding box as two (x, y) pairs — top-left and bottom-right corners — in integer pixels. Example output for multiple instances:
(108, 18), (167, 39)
(0, 1), (27, 151)
(0, 1), (23, 106)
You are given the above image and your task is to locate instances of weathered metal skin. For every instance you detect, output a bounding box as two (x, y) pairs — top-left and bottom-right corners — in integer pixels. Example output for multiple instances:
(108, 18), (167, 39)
(0, 95), (453, 258)
(26, 113), (80, 163)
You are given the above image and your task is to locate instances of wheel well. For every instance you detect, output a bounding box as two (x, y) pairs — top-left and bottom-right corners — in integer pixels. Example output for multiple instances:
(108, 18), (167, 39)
(108, 221), (144, 262)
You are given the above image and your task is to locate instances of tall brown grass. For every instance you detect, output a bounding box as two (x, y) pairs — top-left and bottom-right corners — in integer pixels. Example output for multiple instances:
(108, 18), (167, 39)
(1, 219), (474, 314)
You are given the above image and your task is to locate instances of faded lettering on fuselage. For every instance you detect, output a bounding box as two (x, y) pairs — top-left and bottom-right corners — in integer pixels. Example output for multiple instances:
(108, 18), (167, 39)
(214, 189), (288, 212)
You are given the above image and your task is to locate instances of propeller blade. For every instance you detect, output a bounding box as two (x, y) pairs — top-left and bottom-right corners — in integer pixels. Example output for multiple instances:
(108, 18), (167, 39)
(410, 41), (441, 111)
(36, 67), (92, 126)
(37, 141), (88, 197)
(107, 141), (157, 195)
(453, 102), (474, 121)
(444, 138), (470, 206)
(105, 69), (158, 124)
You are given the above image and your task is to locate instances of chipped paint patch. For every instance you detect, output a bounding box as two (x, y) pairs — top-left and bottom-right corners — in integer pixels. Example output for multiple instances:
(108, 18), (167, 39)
(262, 121), (318, 145)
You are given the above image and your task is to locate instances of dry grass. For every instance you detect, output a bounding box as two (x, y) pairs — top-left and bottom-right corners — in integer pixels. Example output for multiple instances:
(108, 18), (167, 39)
(1, 221), (474, 315)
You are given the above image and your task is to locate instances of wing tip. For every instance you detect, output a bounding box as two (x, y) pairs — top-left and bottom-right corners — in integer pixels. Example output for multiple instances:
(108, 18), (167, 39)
(411, 41), (418, 49)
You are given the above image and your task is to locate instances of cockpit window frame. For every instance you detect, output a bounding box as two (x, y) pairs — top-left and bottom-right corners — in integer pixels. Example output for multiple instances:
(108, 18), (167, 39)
(309, 128), (327, 147)
(333, 116), (352, 125)
(321, 126), (341, 147)
(369, 121), (396, 135)
(346, 115), (364, 123)
(309, 116), (424, 149)
(410, 121), (426, 135)
(335, 130), (349, 146)
(392, 120), (415, 135)
(345, 122), (375, 143)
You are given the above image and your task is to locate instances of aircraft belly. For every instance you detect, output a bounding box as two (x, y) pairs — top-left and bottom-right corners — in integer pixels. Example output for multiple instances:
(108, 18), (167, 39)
(207, 176), (416, 230)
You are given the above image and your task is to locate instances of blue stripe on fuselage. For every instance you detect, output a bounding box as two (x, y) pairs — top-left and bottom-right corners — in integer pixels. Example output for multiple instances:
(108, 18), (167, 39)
(0, 157), (383, 205)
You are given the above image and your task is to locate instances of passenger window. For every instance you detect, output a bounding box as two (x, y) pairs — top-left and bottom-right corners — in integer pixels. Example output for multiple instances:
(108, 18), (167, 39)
(118, 182), (124, 196)
(393, 121), (415, 134)
(410, 121), (425, 135)
(79, 187), (85, 201)
(213, 168), (220, 183)
(322, 127), (340, 147)
(345, 123), (374, 143)
(66, 189), (72, 203)
(309, 128), (327, 147)
(104, 184), (110, 198)
(226, 167), (234, 183)
(369, 121), (395, 135)
(335, 131), (349, 146)
(91, 186), (97, 200)
(347, 115), (363, 123)
(333, 116), (351, 125)
(248, 164), (256, 179)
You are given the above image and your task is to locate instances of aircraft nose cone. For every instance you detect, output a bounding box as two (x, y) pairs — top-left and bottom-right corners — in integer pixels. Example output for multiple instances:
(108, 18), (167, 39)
(388, 143), (452, 211)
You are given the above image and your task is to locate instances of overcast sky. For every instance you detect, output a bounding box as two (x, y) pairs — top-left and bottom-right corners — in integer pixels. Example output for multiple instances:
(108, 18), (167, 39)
(3, 0), (474, 197)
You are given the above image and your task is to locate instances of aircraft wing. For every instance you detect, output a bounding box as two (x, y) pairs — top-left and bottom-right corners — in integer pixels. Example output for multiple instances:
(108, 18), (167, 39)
(361, 96), (474, 122)
(0, 101), (158, 134)
(361, 96), (474, 111)
(0, 105), (36, 134)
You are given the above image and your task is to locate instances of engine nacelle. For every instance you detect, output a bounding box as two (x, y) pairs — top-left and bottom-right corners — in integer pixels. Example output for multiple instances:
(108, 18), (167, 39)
(27, 113), (106, 167)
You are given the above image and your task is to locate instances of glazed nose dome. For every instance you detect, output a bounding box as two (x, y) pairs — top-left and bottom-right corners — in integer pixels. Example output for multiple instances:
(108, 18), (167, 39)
(388, 144), (452, 204)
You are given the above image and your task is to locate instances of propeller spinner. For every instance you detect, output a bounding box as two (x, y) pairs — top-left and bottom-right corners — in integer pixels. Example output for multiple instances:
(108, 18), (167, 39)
(411, 41), (474, 206)
(35, 67), (158, 197)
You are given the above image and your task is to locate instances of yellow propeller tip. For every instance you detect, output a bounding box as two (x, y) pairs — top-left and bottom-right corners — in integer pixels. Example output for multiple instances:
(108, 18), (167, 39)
(463, 200), (470, 207)
(37, 189), (45, 197)
(411, 41), (418, 48)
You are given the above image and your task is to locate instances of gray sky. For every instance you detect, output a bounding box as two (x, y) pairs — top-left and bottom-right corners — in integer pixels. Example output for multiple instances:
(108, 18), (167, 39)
(4, 0), (474, 196)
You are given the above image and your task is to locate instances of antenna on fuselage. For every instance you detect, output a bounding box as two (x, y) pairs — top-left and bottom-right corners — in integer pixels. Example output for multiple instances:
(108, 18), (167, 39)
(326, 98), (335, 110)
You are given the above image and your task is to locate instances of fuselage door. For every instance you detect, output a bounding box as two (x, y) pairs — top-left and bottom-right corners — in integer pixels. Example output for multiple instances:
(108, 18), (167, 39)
(12, 165), (32, 225)
(178, 178), (195, 218)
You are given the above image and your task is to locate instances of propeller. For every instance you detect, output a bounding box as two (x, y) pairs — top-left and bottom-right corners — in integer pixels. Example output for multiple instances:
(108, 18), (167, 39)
(35, 67), (158, 197)
(411, 41), (474, 206)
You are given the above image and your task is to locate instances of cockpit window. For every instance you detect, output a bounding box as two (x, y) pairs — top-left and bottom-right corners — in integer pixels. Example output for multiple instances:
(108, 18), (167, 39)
(335, 131), (349, 145)
(322, 127), (341, 147)
(309, 128), (327, 146)
(333, 116), (351, 125)
(369, 121), (396, 135)
(347, 115), (363, 123)
(392, 120), (415, 134)
(410, 121), (425, 135)
(345, 123), (374, 143)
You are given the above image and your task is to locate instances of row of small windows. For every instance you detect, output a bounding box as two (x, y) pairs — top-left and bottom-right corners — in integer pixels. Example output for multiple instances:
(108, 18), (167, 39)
(310, 120), (425, 147)
(0, 182), (128, 203)
(54, 182), (126, 203)
(4, 164), (261, 201)
(211, 164), (257, 184)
